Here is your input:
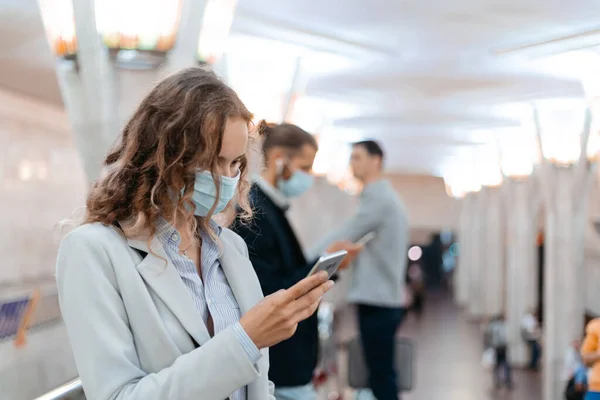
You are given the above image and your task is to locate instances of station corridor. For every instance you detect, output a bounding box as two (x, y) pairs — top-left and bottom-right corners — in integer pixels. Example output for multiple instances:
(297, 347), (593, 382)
(329, 291), (542, 400)
(4, 1), (600, 399)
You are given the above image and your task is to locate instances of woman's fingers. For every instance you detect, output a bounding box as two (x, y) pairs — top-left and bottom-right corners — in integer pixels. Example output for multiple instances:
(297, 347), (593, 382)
(244, 274), (334, 348)
(295, 298), (323, 323)
(284, 271), (329, 302)
(292, 281), (334, 313)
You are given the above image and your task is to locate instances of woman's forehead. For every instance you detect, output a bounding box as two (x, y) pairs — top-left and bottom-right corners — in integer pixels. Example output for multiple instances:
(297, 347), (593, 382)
(220, 118), (248, 159)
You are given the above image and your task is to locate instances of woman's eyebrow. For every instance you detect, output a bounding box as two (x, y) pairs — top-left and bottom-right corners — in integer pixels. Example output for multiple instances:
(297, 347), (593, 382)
(218, 154), (245, 163)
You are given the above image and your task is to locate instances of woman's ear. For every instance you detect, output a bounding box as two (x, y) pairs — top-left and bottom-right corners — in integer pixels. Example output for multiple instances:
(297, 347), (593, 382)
(266, 148), (284, 170)
(275, 158), (284, 175)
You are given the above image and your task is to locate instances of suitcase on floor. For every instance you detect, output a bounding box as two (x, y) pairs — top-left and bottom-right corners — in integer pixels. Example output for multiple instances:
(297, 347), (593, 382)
(347, 336), (414, 392)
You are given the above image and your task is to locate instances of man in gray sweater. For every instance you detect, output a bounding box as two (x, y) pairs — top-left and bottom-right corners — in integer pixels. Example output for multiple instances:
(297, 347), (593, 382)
(321, 140), (409, 399)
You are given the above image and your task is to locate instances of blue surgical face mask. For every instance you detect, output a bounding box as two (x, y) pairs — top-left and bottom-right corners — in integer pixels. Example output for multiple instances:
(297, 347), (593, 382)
(277, 169), (314, 198)
(192, 170), (240, 216)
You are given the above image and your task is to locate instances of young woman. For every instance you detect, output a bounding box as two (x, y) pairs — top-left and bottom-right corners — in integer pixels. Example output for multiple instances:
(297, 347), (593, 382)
(55, 67), (334, 400)
(232, 123), (360, 400)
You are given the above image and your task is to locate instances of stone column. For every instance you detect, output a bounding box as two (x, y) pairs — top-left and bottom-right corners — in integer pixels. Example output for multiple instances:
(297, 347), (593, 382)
(55, 65), (105, 184)
(50, 0), (118, 184)
(467, 191), (485, 318)
(115, 69), (160, 131)
(51, 0), (208, 184)
(535, 102), (596, 399)
(542, 164), (595, 399)
(455, 195), (472, 307)
(504, 178), (538, 366)
(166, 0), (206, 72)
(117, 0), (207, 132)
(282, 56), (304, 122)
(482, 186), (504, 318)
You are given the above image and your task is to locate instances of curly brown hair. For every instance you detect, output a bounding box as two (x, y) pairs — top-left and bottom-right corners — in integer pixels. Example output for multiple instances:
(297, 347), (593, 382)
(83, 66), (254, 245)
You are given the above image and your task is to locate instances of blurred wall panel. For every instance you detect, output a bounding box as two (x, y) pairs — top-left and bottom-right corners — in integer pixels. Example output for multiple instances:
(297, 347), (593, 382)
(386, 174), (460, 232)
(287, 173), (460, 251)
(287, 176), (357, 251)
(286, 177), (357, 307)
(285, 174), (459, 306)
(0, 89), (87, 286)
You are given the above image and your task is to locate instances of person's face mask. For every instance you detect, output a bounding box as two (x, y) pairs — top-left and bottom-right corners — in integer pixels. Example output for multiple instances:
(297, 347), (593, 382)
(276, 159), (314, 198)
(192, 170), (240, 216)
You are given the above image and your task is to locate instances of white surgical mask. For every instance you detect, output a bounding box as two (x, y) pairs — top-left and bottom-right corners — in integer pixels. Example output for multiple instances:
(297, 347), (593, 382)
(275, 159), (314, 198)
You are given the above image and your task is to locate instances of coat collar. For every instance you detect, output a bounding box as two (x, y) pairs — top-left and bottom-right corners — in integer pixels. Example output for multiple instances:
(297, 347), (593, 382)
(126, 232), (211, 345)
(253, 175), (290, 211)
(218, 232), (263, 315)
(122, 222), (262, 346)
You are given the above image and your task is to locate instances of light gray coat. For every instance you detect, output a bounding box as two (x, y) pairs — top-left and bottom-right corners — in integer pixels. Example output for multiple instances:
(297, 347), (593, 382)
(56, 223), (274, 400)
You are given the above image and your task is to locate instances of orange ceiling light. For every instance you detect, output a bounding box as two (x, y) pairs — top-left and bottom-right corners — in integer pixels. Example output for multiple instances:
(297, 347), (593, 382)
(38, 0), (183, 58)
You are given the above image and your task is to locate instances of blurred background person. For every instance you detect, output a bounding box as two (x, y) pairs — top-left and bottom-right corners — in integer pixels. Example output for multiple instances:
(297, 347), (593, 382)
(486, 315), (513, 390)
(564, 338), (587, 400)
(522, 309), (542, 370)
(315, 140), (409, 400)
(232, 123), (360, 400)
(407, 261), (425, 319)
(565, 338), (585, 381)
(582, 318), (600, 400)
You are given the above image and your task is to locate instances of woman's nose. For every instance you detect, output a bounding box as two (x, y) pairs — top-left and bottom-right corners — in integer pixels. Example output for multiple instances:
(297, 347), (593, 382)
(219, 166), (238, 178)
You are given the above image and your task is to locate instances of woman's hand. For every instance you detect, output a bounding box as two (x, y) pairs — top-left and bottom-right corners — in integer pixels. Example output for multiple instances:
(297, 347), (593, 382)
(240, 271), (334, 349)
(326, 240), (364, 270)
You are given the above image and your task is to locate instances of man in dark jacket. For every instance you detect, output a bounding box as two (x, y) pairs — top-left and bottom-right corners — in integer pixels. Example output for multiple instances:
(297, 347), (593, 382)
(232, 123), (359, 400)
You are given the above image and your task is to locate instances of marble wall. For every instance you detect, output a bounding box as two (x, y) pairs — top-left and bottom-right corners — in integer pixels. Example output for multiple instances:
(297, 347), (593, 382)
(287, 173), (461, 251)
(0, 88), (87, 286)
(0, 88), (85, 399)
(287, 176), (358, 251)
(386, 173), (460, 232)
(286, 177), (358, 307)
(285, 173), (459, 307)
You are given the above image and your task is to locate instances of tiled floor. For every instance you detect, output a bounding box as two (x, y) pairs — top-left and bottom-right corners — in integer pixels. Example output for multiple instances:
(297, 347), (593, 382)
(326, 291), (541, 400)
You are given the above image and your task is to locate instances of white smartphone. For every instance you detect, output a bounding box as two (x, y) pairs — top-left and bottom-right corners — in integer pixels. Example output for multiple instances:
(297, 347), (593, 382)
(356, 232), (376, 246)
(307, 250), (348, 278)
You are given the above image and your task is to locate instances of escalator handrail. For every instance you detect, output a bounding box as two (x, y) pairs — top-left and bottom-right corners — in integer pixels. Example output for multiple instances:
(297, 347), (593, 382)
(33, 378), (82, 400)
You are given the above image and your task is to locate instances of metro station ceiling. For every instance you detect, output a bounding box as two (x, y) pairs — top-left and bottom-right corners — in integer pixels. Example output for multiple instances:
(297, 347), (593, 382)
(1, 0), (600, 176)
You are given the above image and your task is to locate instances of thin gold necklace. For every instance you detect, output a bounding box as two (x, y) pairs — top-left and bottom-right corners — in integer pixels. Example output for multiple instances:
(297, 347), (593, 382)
(179, 243), (193, 258)
(179, 236), (200, 258)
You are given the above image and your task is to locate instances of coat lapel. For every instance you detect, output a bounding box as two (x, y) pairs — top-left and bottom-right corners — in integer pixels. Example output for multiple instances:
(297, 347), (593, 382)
(125, 225), (268, 400)
(218, 233), (263, 315)
(218, 232), (269, 400)
(126, 234), (211, 346)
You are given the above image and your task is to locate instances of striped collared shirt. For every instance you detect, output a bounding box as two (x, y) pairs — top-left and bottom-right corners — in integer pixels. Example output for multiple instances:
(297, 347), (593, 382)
(156, 219), (261, 400)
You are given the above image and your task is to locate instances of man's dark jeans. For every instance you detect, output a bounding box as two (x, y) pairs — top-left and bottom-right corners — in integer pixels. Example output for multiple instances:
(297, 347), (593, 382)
(494, 346), (513, 388)
(527, 339), (541, 369)
(358, 304), (405, 400)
